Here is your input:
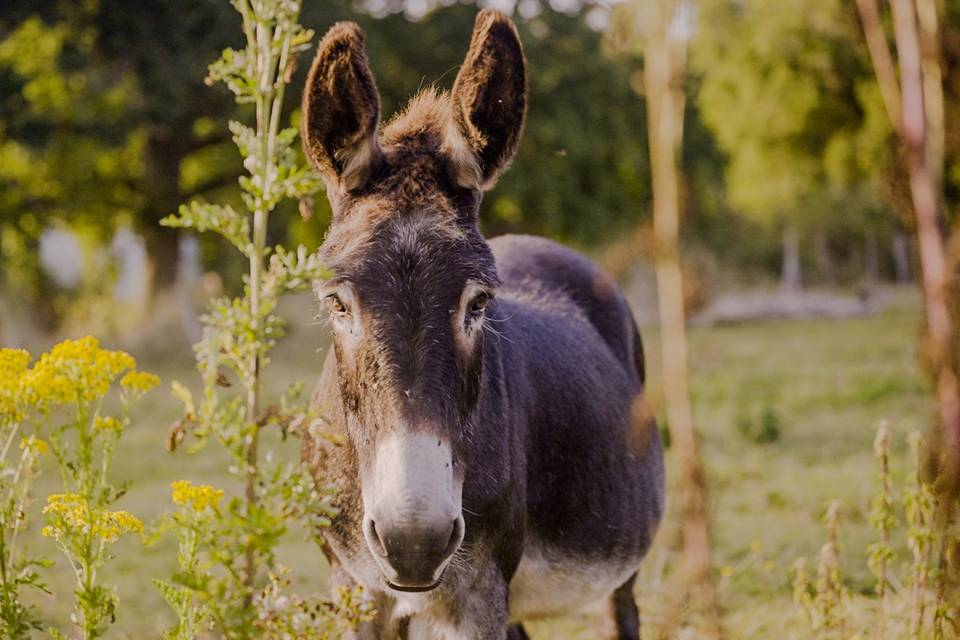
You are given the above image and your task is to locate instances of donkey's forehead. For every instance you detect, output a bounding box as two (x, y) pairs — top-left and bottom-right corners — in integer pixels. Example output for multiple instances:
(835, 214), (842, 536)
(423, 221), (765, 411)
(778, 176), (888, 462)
(321, 212), (494, 287)
(321, 194), (466, 268)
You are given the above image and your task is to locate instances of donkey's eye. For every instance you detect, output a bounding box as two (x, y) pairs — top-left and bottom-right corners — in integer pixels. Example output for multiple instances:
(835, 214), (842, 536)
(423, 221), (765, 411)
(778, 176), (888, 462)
(468, 291), (491, 315)
(326, 294), (348, 315)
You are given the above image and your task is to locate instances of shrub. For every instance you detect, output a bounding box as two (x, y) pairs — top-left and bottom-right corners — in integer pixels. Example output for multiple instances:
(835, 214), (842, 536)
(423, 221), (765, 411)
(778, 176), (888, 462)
(0, 338), (157, 639)
(791, 423), (960, 639)
(735, 404), (782, 445)
(158, 0), (371, 637)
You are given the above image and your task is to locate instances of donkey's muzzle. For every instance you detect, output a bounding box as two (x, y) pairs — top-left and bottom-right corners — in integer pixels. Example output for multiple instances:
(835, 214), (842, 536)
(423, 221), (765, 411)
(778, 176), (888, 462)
(364, 515), (465, 591)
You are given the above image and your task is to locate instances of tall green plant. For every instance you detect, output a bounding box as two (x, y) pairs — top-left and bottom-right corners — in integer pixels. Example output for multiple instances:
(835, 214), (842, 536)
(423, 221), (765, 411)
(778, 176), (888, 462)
(160, 0), (369, 637)
(793, 426), (959, 639)
(0, 338), (158, 640)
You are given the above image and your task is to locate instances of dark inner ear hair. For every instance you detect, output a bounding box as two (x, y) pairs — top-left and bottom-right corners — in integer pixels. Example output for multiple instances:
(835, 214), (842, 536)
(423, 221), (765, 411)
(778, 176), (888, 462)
(301, 21), (382, 190)
(451, 10), (527, 188)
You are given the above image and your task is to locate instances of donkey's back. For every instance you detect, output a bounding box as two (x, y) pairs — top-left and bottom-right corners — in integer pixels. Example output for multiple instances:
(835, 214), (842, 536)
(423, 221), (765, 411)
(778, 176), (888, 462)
(489, 234), (665, 623)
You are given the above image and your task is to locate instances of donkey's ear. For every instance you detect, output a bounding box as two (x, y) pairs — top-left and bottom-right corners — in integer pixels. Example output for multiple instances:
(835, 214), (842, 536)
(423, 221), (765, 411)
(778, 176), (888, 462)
(448, 10), (526, 190)
(302, 22), (381, 193)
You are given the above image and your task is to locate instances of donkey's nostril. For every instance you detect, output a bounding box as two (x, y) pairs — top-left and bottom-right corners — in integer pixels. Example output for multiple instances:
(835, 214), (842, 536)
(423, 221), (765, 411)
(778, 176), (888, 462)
(366, 519), (388, 557)
(443, 516), (466, 558)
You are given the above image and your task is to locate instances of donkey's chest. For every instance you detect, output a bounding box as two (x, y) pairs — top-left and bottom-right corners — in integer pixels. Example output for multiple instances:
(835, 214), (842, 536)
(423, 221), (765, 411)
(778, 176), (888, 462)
(507, 544), (640, 622)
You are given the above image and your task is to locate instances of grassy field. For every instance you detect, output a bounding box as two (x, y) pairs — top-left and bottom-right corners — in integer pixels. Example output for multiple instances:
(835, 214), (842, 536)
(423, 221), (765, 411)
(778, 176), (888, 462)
(19, 289), (932, 638)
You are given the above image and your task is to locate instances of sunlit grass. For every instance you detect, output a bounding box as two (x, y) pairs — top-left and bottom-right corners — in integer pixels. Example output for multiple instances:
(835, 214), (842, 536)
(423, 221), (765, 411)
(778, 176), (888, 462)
(18, 289), (929, 638)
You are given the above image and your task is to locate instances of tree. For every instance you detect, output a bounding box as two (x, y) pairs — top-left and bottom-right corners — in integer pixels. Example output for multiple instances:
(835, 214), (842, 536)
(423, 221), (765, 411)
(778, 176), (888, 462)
(0, 1), (143, 335)
(0, 0), (245, 336)
(856, 0), (960, 500)
(612, 1), (723, 635)
(692, 0), (896, 289)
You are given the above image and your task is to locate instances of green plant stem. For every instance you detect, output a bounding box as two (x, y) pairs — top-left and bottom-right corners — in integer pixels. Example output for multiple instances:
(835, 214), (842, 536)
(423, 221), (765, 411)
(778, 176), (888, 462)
(0, 422), (19, 463)
(7, 449), (32, 571)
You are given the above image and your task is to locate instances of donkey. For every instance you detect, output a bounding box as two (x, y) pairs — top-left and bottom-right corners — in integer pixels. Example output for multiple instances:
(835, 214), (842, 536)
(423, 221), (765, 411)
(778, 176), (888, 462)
(300, 10), (664, 639)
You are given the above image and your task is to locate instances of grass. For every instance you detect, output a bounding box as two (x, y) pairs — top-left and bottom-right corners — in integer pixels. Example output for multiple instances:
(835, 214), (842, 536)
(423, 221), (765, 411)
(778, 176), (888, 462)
(19, 289), (932, 638)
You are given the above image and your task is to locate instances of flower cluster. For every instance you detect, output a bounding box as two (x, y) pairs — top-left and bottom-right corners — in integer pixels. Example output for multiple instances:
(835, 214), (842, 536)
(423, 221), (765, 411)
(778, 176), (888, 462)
(25, 336), (135, 407)
(0, 338), (159, 640)
(42, 493), (143, 544)
(93, 416), (122, 433)
(0, 348), (31, 423)
(18, 435), (48, 455)
(171, 480), (224, 512)
(120, 370), (160, 393)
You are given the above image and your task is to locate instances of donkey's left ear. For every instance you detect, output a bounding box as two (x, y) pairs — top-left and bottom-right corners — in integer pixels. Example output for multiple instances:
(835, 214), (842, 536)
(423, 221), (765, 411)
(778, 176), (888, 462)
(448, 10), (527, 190)
(302, 22), (382, 194)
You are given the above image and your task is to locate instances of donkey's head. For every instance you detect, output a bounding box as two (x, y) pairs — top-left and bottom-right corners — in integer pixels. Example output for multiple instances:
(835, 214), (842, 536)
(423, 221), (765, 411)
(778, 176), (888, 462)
(303, 10), (525, 592)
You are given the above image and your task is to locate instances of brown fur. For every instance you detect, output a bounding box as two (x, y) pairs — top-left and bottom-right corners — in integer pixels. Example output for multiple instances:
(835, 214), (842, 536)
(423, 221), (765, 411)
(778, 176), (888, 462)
(301, 21), (382, 192)
(302, 11), (526, 207)
(450, 10), (527, 188)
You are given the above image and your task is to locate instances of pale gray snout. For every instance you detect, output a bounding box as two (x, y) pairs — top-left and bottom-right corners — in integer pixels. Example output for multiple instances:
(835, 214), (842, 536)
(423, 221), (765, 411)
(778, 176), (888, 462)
(363, 512), (465, 591)
(362, 432), (465, 592)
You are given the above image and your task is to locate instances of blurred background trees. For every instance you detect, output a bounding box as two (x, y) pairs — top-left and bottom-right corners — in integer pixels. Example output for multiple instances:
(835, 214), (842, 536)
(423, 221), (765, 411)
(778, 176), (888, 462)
(1, 0), (938, 343)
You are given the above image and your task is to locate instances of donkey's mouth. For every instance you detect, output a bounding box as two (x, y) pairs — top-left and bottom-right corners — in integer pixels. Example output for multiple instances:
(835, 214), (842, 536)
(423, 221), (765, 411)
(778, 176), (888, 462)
(386, 578), (442, 593)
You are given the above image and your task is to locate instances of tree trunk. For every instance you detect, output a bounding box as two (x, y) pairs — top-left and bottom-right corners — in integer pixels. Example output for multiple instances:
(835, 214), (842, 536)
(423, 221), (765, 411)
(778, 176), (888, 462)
(858, 0), (960, 494)
(0, 285), (22, 348)
(129, 126), (211, 344)
(893, 231), (911, 284)
(139, 128), (188, 313)
(865, 230), (880, 288)
(813, 231), (835, 286)
(780, 225), (802, 291)
(643, 3), (723, 635)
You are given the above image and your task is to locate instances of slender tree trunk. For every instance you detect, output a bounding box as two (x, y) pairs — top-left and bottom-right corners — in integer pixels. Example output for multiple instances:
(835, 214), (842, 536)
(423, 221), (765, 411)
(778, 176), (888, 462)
(0, 285), (22, 348)
(644, 3), (722, 635)
(893, 231), (912, 284)
(813, 231), (835, 286)
(865, 230), (881, 288)
(140, 129), (187, 315)
(857, 0), (960, 492)
(780, 225), (802, 291)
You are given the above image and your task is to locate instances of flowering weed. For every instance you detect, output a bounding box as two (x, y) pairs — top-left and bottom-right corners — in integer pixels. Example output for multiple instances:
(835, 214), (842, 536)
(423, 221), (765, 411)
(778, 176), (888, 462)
(0, 338), (156, 639)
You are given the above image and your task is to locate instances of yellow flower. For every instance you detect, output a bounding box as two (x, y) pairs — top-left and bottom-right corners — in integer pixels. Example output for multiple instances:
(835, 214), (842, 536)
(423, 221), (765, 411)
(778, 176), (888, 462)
(120, 370), (160, 393)
(43, 493), (87, 530)
(43, 493), (143, 542)
(94, 415), (122, 432)
(171, 480), (224, 511)
(93, 510), (143, 542)
(720, 565), (735, 578)
(19, 435), (49, 454)
(24, 337), (136, 406)
(0, 348), (31, 423)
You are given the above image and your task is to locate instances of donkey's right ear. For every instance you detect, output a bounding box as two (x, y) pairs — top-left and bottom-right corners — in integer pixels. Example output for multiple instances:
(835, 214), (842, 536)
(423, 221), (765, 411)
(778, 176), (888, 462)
(302, 22), (381, 193)
(448, 10), (527, 191)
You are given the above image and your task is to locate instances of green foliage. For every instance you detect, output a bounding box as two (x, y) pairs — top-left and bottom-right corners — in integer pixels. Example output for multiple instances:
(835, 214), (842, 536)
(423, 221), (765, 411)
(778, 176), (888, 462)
(0, 338), (158, 639)
(159, 1), (364, 637)
(736, 405), (782, 445)
(792, 426), (960, 639)
(693, 0), (890, 221)
(0, 5), (143, 320)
